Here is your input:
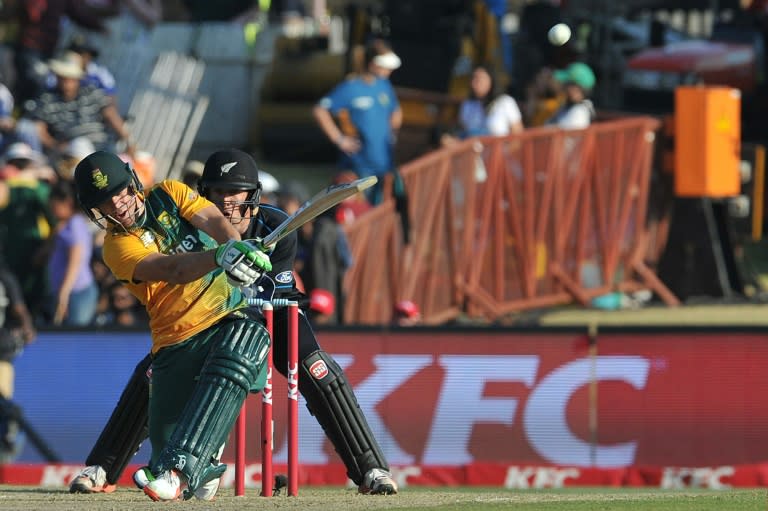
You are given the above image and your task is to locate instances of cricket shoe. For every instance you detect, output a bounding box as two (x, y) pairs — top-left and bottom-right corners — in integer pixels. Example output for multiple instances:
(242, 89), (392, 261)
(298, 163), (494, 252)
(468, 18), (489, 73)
(69, 465), (116, 494)
(143, 468), (186, 501)
(132, 466), (151, 489)
(358, 468), (398, 495)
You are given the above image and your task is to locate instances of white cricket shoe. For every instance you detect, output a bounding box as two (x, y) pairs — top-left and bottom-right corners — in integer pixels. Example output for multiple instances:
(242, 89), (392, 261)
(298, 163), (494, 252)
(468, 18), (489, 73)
(132, 466), (151, 489)
(143, 468), (185, 501)
(358, 468), (398, 495)
(69, 465), (116, 494)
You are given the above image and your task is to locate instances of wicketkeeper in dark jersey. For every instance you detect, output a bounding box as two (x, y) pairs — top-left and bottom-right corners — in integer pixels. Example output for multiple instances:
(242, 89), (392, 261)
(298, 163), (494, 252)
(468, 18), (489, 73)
(69, 149), (397, 497)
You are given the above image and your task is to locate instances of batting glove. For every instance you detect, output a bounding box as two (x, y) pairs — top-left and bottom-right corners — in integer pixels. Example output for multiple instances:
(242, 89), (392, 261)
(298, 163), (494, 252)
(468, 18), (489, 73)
(215, 239), (272, 287)
(244, 237), (274, 255)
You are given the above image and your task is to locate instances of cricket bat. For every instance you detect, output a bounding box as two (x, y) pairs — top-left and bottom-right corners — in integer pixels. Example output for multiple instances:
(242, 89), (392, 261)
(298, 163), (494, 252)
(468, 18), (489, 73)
(260, 175), (377, 249)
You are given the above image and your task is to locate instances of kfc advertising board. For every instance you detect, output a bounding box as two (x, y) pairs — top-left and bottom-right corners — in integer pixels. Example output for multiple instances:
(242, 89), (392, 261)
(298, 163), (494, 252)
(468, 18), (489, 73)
(236, 329), (768, 469)
(11, 329), (768, 485)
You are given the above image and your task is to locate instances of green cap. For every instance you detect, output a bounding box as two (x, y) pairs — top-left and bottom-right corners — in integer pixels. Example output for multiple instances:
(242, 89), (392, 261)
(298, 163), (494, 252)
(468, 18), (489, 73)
(553, 62), (596, 91)
(73, 151), (132, 209)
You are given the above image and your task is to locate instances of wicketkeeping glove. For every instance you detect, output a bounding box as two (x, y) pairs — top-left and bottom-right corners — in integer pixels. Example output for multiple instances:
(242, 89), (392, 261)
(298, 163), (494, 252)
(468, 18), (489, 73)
(214, 239), (272, 287)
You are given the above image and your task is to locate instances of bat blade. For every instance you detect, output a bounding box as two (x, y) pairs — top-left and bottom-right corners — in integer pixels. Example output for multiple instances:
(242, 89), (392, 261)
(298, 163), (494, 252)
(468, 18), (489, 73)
(260, 175), (377, 249)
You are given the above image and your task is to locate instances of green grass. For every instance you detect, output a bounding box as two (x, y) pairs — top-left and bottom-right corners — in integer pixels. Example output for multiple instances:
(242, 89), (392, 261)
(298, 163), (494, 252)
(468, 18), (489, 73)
(390, 488), (766, 511)
(0, 486), (763, 511)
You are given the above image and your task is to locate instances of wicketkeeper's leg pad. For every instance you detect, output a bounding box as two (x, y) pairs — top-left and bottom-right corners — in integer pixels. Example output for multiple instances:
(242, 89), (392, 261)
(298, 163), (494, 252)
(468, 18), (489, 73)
(87, 353), (151, 485)
(300, 350), (389, 485)
(152, 317), (270, 495)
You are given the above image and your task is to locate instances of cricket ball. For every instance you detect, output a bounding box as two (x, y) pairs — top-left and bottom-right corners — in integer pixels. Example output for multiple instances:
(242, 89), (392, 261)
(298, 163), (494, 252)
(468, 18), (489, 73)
(548, 23), (571, 47)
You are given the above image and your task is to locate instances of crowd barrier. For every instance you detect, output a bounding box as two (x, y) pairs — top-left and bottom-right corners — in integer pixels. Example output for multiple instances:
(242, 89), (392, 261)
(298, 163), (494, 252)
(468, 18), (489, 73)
(344, 117), (679, 324)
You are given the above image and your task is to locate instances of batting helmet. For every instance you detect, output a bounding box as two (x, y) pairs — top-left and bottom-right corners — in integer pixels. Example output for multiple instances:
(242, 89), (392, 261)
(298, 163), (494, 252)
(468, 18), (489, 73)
(198, 149), (261, 192)
(73, 151), (144, 228)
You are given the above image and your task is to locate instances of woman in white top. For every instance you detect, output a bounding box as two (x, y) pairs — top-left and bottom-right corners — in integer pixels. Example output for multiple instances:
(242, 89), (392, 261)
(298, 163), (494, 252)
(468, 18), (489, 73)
(442, 65), (523, 145)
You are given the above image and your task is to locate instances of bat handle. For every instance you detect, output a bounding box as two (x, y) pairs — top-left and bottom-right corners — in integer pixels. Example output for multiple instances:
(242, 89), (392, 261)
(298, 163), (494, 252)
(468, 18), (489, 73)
(245, 237), (273, 254)
(248, 298), (294, 309)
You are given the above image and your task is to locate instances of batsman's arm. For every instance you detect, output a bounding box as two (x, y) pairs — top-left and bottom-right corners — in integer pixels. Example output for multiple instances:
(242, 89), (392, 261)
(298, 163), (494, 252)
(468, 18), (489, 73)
(133, 240), (271, 286)
(189, 204), (242, 243)
(133, 250), (220, 285)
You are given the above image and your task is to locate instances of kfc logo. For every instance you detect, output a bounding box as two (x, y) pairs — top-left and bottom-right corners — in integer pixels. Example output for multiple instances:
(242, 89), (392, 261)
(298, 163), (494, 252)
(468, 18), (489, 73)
(276, 354), (651, 468)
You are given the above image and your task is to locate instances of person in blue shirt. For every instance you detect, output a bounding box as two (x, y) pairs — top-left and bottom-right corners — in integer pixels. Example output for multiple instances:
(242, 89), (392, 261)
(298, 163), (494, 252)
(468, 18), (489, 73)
(313, 39), (402, 205)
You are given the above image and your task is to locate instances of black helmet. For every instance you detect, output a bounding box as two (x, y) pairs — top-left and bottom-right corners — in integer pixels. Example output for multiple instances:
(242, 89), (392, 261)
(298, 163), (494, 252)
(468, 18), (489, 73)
(198, 149), (262, 209)
(73, 151), (144, 228)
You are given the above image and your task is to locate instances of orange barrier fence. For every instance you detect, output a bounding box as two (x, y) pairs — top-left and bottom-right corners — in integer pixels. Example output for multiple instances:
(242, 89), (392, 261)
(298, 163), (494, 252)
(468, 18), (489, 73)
(343, 117), (680, 325)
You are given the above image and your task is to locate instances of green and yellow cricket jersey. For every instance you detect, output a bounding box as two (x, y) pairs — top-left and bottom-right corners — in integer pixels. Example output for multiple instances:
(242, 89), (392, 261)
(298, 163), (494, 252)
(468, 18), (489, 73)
(102, 180), (247, 353)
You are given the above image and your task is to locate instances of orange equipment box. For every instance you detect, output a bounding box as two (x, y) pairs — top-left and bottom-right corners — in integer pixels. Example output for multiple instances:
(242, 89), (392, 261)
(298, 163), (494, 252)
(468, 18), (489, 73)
(674, 86), (741, 197)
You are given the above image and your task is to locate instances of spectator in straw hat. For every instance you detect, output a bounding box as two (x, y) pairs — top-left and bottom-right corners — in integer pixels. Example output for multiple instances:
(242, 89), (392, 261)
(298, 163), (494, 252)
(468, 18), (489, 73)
(43, 34), (117, 98)
(21, 51), (136, 161)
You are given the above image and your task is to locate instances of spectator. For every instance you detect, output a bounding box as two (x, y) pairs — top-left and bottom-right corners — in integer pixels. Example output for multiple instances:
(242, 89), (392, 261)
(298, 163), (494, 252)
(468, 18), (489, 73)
(14, 0), (109, 104)
(0, 168), (55, 319)
(180, 159), (204, 189)
(511, 0), (568, 99)
(46, 179), (98, 326)
(0, 142), (56, 182)
(104, 281), (147, 327)
(441, 65), (524, 146)
(0, 80), (14, 152)
(313, 38), (402, 205)
(393, 299), (421, 326)
(524, 67), (564, 127)
(545, 62), (596, 130)
(258, 170), (280, 205)
(278, 179), (352, 325)
(276, 179), (311, 274)
(332, 170), (371, 226)
(56, 136), (96, 180)
(106, 0), (163, 44)
(90, 253), (118, 326)
(0, 251), (36, 461)
(43, 34), (117, 97)
(0, 2), (20, 91)
(22, 51), (136, 159)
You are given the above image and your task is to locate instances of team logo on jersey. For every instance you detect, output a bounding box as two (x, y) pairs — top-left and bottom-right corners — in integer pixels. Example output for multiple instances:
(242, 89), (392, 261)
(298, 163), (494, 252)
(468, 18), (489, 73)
(220, 161), (237, 175)
(379, 93), (390, 106)
(157, 211), (179, 232)
(91, 169), (108, 189)
(275, 271), (293, 284)
(309, 360), (329, 380)
(139, 230), (155, 247)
